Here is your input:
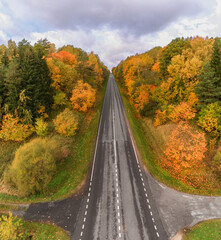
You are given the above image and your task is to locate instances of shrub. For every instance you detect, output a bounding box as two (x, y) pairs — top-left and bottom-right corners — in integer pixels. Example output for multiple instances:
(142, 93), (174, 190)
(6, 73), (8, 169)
(153, 109), (167, 126)
(35, 118), (48, 136)
(0, 212), (29, 240)
(53, 108), (78, 137)
(53, 92), (68, 109)
(70, 80), (96, 112)
(0, 114), (33, 141)
(197, 103), (221, 137)
(4, 138), (61, 196)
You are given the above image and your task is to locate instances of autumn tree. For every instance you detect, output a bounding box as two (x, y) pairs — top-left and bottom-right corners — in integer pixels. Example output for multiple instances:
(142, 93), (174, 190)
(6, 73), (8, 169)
(70, 80), (96, 112)
(53, 108), (78, 137)
(159, 37), (190, 77)
(167, 102), (196, 122)
(197, 102), (221, 137)
(163, 122), (207, 187)
(0, 114), (33, 141)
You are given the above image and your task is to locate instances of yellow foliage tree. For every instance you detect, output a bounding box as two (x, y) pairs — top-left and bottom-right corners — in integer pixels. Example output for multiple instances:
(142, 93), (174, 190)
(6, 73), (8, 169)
(53, 108), (78, 137)
(0, 114), (33, 141)
(70, 80), (96, 112)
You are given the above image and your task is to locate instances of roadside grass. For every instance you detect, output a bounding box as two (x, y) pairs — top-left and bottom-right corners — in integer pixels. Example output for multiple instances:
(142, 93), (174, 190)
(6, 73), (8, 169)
(24, 221), (70, 240)
(0, 213), (70, 240)
(183, 219), (221, 240)
(0, 78), (108, 205)
(118, 84), (221, 196)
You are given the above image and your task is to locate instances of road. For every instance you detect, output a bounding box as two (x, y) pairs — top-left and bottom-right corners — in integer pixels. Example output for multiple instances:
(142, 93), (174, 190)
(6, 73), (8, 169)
(23, 74), (221, 239)
(73, 74), (168, 240)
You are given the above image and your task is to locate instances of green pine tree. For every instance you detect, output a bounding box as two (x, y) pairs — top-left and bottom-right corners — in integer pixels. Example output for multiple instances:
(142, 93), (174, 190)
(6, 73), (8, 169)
(195, 62), (221, 107)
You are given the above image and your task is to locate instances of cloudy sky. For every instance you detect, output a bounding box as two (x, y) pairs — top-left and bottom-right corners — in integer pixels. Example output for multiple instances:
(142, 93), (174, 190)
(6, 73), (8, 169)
(0, 0), (220, 69)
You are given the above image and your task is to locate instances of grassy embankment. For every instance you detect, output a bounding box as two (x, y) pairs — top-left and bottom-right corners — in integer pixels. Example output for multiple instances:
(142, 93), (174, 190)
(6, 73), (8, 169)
(23, 221), (70, 240)
(0, 77), (108, 208)
(118, 84), (221, 196)
(183, 219), (221, 240)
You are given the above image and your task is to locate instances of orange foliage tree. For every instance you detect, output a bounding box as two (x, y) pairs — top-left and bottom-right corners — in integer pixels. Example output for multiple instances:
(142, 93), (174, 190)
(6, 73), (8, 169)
(162, 122), (207, 187)
(70, 80), (96, 112)
(168, 102), (196, 122)
(50, 50), (77, 66)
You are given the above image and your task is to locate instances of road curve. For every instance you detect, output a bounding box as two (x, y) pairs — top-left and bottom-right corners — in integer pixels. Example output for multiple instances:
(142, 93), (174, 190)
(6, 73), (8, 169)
(73, 74), (168, 240)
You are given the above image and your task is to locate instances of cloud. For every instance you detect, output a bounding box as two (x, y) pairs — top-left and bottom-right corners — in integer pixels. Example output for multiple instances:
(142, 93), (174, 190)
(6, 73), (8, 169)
(3, 0), (216, 36)
(0, 0), (220, 69)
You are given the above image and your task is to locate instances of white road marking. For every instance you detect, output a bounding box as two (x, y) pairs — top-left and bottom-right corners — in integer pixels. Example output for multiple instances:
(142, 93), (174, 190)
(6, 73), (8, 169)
(154, 225), (157, 230)
(157, 232), (160, 237)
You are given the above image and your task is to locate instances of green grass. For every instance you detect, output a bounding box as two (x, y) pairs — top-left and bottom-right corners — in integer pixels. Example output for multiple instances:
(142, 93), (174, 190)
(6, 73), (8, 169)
(24, 221), (70, 240)
(183, 219), (221, 240)
(118, 84), (221, 195)
(0, 78), (108, 204)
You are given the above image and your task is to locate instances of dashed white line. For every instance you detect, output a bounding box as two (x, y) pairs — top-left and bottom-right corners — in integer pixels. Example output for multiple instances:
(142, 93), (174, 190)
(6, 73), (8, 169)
(157, 232), (160, 237)
(154, 225), (157, 230)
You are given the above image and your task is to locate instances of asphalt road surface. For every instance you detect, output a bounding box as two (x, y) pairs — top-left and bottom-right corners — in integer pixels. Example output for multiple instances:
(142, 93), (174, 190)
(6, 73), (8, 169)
(22, 74), (221, 239)
(73, 75), (168, 240)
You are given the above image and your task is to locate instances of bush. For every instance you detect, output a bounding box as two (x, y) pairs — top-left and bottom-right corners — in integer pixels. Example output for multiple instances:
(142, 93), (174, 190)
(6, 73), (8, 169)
(197, 102), (221, 137)
(153, 109), (167, 126)
(4, 138), (61, 196)
(53, 108), (78, 137)
(0, 212), (29, 240)
(35, 118), (48, 136)
(0, 114), (33, 141)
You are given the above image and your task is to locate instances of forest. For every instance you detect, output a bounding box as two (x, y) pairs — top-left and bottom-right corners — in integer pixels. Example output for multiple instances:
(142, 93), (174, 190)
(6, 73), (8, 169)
(0, 38), (109, 198)
(113, 36), (221, 193)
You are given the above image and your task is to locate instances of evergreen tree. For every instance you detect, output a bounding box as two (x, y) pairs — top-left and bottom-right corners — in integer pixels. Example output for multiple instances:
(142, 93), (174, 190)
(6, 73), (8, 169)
(210, 38), (221, 78)
(195, 38), (221, 107)
(18, 40), (53, 118)
(195, 62), (221, 106)
(4, 59), (22, 113)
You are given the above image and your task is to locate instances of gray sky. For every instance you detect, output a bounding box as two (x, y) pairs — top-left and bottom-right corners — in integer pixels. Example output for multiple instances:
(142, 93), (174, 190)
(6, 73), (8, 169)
(0, 0), (220, 68)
